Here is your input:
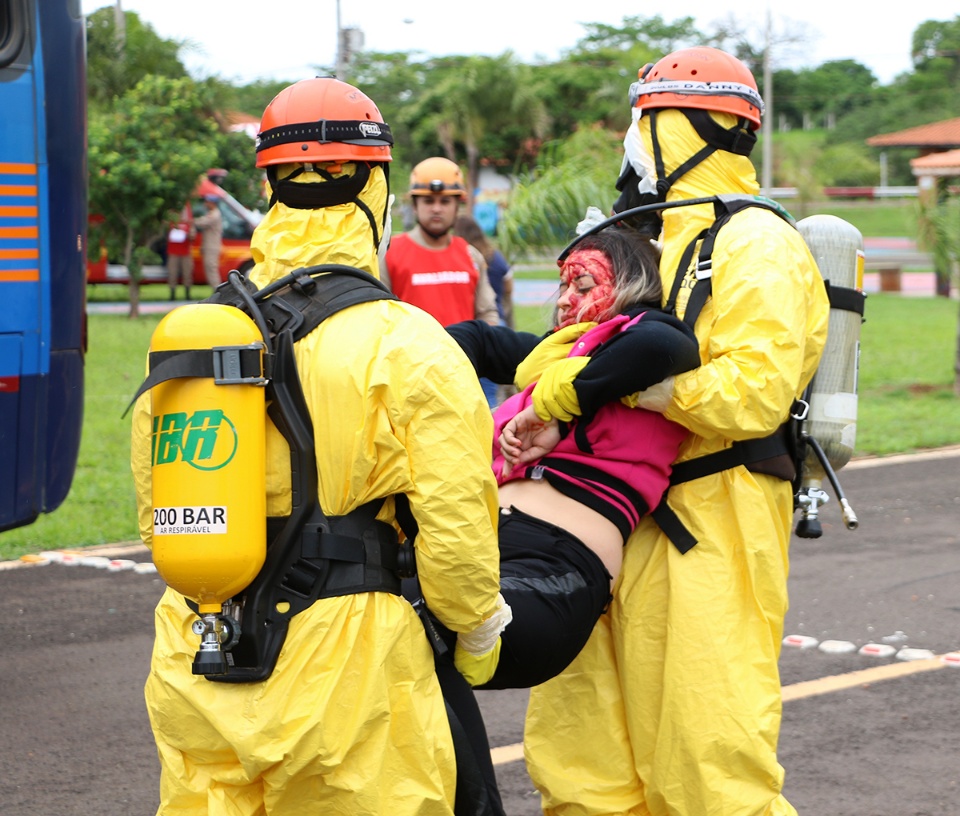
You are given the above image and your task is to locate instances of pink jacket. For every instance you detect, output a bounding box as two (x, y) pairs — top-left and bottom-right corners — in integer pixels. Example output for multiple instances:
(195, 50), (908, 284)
(492, 313), (687, 540)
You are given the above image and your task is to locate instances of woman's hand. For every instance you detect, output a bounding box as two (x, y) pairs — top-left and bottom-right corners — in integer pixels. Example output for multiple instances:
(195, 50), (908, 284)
(499, 404), (561, 477)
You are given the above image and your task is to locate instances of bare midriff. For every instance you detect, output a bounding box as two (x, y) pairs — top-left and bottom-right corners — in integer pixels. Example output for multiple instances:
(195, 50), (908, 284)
(498, 478), (622, 584)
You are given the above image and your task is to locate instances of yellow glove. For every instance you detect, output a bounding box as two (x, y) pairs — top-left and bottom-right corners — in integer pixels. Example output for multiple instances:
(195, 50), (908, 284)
(453, 593), (513, 687)
(514, 323), (595, 390)
(454, 637), (503, 687)
(531, 356), (590, 422)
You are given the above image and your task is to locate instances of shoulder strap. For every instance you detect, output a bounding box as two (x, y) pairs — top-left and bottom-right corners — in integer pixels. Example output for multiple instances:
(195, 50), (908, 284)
(207, 264), (397, 342)
(124, 266), (396, 415)
(655, 197), (800, 552)
(666, 196), (796, 329)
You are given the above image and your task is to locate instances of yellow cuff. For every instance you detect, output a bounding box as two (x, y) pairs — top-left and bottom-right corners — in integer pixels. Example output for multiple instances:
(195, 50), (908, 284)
(514, 323), (595, 390)
(454, 638), (502, 687)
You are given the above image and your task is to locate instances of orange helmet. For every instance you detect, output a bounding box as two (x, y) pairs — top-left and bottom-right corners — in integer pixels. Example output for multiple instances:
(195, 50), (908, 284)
(409, 157), (466, 197)
(255, 77), (393, 168)
(630, 46), (764, 130)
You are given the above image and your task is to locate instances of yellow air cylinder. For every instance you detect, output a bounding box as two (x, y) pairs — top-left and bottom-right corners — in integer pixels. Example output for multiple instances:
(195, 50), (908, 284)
(148, 303), (267, 614)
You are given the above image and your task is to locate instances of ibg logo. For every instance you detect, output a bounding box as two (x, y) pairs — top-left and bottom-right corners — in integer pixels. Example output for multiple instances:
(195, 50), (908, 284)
(152, 410), (238, 471)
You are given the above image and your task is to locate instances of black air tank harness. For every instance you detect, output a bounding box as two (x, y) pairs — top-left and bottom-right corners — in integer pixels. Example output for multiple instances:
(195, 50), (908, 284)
(649, 198), (807, 554)
(128, 266), (415, 682)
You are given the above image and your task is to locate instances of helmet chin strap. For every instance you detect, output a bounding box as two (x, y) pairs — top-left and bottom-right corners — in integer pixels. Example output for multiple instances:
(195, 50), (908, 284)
(648, 108), (757, 200)
(378, 194), (395, 265)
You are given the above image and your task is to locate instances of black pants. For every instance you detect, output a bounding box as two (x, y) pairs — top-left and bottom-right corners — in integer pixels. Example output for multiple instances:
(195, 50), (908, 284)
(402, 506), (612, 815)
(480, 505), (613, 690)
(401, 578), (506, 816)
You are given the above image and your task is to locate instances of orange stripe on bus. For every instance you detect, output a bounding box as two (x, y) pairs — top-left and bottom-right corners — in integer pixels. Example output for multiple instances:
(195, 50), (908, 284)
(0, 206), (38, 217)
(0, 227), (38, 238)
(0, 270), (39, 281)
(0, 185), (37, 196)
(0, 249), (39, 259)
(0, 163), (37, 175)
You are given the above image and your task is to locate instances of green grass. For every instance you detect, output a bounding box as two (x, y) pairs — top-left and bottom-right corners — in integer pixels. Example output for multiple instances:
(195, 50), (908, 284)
(87, 283), (218, 302)
(786, 200), (920, 239)
(1, 285), (957, 560)
(856, 294), (960, 454)
(0, 313), (163, 558)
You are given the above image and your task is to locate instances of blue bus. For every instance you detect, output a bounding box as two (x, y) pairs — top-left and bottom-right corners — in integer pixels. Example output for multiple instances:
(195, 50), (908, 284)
(0, 0), (86, 531)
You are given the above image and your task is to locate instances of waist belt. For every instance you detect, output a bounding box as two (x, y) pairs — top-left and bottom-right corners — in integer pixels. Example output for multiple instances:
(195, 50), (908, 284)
(264, 509), (402, 602)
(650, 426), (794, 554)
(199, 499), (404, 683)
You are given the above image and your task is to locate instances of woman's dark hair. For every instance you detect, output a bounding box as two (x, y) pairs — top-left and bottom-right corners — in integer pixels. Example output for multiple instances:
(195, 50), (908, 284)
(566, 227), (662, 320)
(454, 215), (495, 264)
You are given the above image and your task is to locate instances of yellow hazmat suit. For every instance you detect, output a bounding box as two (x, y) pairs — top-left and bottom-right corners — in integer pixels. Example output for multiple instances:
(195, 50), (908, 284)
(130, 163), (503, 815)
(524, 109), (830, 815)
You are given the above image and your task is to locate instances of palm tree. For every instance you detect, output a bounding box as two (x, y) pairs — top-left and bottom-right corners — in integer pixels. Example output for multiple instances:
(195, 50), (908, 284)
(411, 54), (550, 211)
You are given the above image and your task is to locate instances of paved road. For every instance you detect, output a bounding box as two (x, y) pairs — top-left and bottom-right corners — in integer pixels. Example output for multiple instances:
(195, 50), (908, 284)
(2, 448), (958, 815)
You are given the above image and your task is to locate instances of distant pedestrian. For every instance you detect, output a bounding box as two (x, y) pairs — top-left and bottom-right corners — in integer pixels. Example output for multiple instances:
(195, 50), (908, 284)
(381, 157), (499, 329)
(193, 194), (223, 289)
(165, 203), (194, 300)
(455, 215), (514, 328)
(454, 213), (516, 406)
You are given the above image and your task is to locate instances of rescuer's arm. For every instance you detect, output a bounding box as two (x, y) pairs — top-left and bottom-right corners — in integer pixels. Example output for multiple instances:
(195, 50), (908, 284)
(446, 319), (540, 384)
(658, 212), (829, 440)
(567, 311), (700, 416)
(527, 311), (700, 422)
(453, 593), (513, 686)
(400, 325), (506, 646)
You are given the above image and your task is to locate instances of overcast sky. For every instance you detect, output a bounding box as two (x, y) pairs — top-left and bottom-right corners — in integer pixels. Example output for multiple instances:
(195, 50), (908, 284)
(82, 1), (959, 87)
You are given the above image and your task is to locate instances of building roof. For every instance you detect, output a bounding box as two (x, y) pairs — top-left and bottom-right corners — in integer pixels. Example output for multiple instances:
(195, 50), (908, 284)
(910, 148), (960, 176)
(867, 117), (960, 149)
(223, 110), (260, 139)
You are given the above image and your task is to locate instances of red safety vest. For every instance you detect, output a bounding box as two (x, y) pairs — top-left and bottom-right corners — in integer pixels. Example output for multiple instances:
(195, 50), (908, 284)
(385, 233), (479, 326)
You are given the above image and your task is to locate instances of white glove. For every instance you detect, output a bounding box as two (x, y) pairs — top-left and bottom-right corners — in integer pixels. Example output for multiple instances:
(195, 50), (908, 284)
(576, 206), (608, 236)
(621, 375), (675, 413)
(453, 593), (513, 686)
(457, 593), (513, 655)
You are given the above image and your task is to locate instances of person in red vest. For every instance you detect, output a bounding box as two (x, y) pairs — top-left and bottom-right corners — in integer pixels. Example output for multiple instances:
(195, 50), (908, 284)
(165, 203), (195, 301)
(382, 157), (499, 328)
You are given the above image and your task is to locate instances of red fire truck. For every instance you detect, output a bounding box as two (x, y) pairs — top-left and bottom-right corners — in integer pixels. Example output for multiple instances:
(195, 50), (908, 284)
(86, 172), (262, 285)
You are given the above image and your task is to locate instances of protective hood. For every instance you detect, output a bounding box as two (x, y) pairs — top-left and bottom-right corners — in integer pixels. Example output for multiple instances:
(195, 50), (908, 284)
(249, 162), (388, 288)
(640, 109), (758, 200)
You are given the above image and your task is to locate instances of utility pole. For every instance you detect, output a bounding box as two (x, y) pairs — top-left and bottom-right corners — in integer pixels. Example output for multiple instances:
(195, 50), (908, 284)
(114, 0), (125, 50)
(335, 0), (345, 80)
(761, 8), (773, 195)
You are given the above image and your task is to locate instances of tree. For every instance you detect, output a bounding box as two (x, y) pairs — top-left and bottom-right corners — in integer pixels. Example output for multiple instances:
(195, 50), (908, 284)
(348, 50), (434, 178)
(498, 126), (624, 258)
(912, 16), (960, 84)
(407, 54), (550, 210)
(85, 7), (187, 111)
(774, 60), (877, 131)
(914, 192), (960, 392)
(218, 78), (293, 120)
(207, 126), (266, 213)
(88, 75), (218, 318)
(533, 15), (700, 138)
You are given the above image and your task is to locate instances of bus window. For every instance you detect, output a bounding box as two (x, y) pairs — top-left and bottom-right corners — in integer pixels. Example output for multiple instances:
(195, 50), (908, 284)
(0, 0), (27, 69)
